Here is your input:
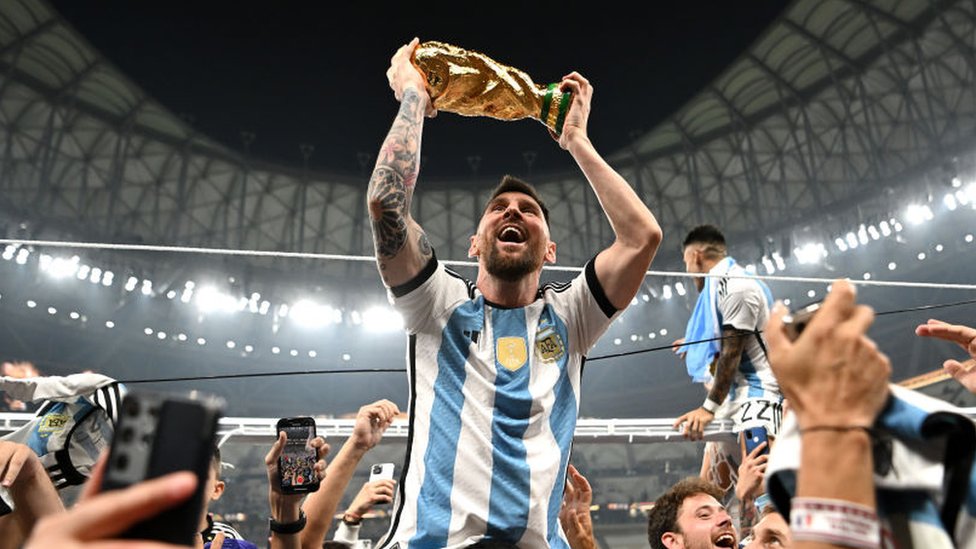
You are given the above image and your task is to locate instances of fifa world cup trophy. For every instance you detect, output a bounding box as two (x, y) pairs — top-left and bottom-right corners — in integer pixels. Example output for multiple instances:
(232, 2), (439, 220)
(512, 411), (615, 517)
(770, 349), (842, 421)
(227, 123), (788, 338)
(411, 41), (573, 135)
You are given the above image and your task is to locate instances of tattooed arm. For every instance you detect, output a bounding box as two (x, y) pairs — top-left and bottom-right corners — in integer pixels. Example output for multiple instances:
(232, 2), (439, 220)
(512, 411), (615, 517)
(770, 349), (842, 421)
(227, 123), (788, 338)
(673, 327), (748, 440)
(368, 38), (435, 287)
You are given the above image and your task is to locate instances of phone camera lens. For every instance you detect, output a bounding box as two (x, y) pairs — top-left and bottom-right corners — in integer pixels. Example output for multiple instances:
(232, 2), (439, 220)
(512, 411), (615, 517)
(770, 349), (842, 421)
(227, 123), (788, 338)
(115, 453), (129, 470)
(372, 465), (382, 474)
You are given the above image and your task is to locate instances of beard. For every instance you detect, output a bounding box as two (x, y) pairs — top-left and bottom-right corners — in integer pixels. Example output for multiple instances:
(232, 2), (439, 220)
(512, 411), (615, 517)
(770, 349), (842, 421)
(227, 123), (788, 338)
(483, 239), (545, 282)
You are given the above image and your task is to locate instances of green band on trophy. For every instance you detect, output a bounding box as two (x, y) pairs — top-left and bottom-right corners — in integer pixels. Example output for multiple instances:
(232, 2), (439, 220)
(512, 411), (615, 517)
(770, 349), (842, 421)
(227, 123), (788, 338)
(554, 89), (572, 135)
(541, 83), (556, 124)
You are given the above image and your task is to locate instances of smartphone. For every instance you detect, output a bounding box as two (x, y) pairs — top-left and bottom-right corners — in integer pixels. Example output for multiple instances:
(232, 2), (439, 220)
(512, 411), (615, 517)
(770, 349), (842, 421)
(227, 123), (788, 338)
(102, 390), (223, 545)
(276, 417), (319, 494)
(742, 426), (770, 457)
(369, 462), (395, 483)
(782, 301), (822, 341)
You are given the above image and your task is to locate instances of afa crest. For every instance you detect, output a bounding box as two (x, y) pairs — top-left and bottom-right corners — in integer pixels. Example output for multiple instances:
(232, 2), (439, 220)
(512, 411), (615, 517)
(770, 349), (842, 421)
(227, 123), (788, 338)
(38, 412), (70, 437)
(496, 336), (528, 372)
(535, 326), (566, 362)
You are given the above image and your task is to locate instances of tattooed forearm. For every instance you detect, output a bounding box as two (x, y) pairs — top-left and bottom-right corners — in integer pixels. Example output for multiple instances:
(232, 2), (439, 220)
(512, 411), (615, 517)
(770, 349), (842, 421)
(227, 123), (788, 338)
(374, 89), (424, 189)
(368, 89), (426, 261)
(708, 328), (747, 404)
(369, 168), (409, 259)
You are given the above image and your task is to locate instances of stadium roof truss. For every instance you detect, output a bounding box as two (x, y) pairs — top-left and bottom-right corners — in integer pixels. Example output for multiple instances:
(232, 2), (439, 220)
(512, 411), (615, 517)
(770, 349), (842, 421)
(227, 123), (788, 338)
(0, 0), (973, 276)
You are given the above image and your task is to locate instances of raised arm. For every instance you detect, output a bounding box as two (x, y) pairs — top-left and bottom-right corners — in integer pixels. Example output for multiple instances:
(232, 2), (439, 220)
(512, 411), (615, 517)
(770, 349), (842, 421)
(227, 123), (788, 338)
(368, 38), (436, 288)
(555, 73), (662, 309)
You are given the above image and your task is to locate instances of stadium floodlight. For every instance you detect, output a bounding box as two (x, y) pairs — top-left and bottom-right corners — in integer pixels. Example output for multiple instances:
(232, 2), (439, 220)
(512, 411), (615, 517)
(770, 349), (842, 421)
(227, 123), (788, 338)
(834, 237), (848, 252)
(289, 299), (339, 328)
(272, 346), (281, 354)
(48, 256), (80, 279)
(125, 276), (139, 292)
(89, 268), (102, 285)
(662, 284), (673, 300)
(879, 221), (892, 237)
(244, 345), (254, 353)
(290, 349), (299, 357)
(15, 248), (29, 265)
(917, 252), (926, 261)
(867, 225), (880, 240)
(141, 280), (153, 296)
(101, 271), (114, 286)
(945, 193), (959, 211)
(342, 353), (351, 361)
(794, 243), (827, 265)
(38, 254), (53, 272)
(675, 282), (686, 296)
(197, 337), (206, 345)
(967, 234), (974, 243)
(952, 176), (962, 188)
(259, 300), (271, 315)
(659, 328), (668, 336)
(177, 333), (187, 342)
(772, 252), (786, 271)
(888, 262), (897, 270)
(196, 286), (238, 314)
(144, 328), (153, 335)
(309, 350), (317, 358)
(26, 300), (36, 308)
(904, 204), (934, 225)
(857, 225), (869, 245)
(1, 245), (15, 260)
(47, 307), (57, 315)
(762, 256), (776, 274)
(166, 290), (177, 299)
(157, 332), (167, 340)
(362, 306), (404, 332)
(69, 311), (80, 320)
(226, 341), (236, 349)
(105, 321), (115, 329)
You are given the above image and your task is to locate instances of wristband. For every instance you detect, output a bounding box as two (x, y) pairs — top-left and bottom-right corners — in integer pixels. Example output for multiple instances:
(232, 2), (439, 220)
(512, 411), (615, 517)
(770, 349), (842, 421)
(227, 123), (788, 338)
(342, 511), (363, 526)
(269, 510), (306, 534)
(701, 398), (721, 414)
(790, 497), (880, 549)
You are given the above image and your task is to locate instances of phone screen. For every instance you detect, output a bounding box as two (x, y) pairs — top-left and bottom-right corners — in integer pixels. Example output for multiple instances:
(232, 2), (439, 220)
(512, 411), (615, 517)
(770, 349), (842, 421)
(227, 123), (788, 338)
(278, 422), (318, 492)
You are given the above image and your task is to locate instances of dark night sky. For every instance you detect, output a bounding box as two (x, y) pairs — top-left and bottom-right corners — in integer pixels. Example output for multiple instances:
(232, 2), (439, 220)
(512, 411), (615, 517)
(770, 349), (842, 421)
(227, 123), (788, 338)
(49, 1), (791, 180)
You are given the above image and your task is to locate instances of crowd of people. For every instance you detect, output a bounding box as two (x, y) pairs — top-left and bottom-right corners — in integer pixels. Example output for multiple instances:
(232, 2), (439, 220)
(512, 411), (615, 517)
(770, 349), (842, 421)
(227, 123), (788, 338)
(1, 37), (976, 549)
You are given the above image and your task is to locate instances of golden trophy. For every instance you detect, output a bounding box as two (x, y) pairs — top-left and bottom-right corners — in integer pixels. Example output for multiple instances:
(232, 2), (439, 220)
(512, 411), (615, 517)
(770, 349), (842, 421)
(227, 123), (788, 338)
(411, 41), (573, 135)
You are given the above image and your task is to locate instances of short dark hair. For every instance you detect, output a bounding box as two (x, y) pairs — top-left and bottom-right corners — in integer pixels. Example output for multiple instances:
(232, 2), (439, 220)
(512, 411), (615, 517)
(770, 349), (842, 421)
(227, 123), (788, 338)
(682, 225), (727, 260)
(646, 477), (725, 549)
(486, 175), (550, 227)
(210, 443), (221, 479)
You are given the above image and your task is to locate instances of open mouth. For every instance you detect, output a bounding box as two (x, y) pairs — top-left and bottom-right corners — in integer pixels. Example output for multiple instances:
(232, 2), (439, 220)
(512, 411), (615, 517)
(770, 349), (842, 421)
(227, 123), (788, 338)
(498, 225), (526, 243)
(714, 532), (737, 548)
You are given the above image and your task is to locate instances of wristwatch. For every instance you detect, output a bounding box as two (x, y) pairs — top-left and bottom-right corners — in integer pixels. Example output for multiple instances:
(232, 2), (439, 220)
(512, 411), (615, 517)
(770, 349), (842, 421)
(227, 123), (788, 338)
(269, 510), (306, 534)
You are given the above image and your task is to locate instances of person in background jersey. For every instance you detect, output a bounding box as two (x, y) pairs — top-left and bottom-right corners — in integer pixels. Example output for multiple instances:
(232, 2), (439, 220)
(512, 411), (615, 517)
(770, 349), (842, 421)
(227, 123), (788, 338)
(366, 37), (662, 549)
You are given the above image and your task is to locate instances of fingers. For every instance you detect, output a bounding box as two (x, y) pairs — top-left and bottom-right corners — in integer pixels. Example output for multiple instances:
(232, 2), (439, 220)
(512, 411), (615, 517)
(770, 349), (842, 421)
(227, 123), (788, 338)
(916, 321), (976, 348)
(0, 443), (29, 487)
(561, 71), (590, 87)
(746, 441), (768, 459)
(672, 411), (690, 431)
(265, 432), (286, 467)
(807, 280), (856, 336)
(48, 471), (196, 540)
(79, 451), (109, 502)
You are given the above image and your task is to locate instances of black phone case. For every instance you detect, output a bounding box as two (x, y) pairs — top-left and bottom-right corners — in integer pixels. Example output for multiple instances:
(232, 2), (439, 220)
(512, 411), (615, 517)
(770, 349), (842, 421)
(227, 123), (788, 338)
(277, 417), (319, 494)
(102, 391), (221, 545)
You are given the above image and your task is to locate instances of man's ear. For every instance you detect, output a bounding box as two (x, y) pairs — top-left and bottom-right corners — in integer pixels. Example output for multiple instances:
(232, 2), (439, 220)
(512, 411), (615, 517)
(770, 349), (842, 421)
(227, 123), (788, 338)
(661, 532), (681, 549)
(210, 479), (226, 502)
(544, 241), (557, 264)
(468, 234), (480, 258)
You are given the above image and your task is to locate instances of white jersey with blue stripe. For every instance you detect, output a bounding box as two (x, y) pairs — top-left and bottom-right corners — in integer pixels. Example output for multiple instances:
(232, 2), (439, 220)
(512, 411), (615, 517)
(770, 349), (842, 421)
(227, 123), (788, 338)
(378, 257), (618, 549)
(712, 261), (781, 407)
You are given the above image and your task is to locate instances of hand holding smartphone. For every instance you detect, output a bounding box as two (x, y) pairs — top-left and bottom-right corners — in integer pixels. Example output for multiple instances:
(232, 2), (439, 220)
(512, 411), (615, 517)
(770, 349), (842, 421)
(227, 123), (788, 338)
(101, 390), (223, 545)
(276, 417), (320, 494)
(782, 301), (822, 342)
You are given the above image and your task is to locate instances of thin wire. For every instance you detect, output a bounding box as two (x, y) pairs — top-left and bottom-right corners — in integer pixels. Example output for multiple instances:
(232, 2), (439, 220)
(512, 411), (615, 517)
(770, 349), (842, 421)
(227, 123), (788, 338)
(3, 238), (976, 291)
(120, 295), (976, 382)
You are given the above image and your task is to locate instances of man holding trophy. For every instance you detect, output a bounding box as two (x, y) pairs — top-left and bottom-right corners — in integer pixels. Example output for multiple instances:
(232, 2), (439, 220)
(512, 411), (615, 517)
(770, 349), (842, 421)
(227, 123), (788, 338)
(367, 38), (662, 548)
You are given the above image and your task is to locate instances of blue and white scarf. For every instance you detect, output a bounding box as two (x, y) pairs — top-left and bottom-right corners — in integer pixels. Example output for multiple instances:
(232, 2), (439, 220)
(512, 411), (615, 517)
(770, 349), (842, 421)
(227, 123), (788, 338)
(680, 257), (735, 383)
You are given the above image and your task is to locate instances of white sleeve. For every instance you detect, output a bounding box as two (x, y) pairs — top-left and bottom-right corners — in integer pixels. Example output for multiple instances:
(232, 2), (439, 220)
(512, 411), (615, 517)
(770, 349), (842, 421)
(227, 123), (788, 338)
(718, 281), (764, 332)
(547, 258), (620, 354)
(387, 257), (474, 334)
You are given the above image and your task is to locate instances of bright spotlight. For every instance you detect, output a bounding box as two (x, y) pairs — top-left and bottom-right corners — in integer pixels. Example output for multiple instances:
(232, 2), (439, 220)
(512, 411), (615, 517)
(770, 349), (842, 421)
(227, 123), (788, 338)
(342, 353), (351, 361)
(197, 337), (206, 345)
(1, 245), (15, 260)
(659, 328), (668, 336)
(105, 321), (115, 329)
(662, 285), (673, 300)
(15, 248), (29, 265)
(166, 290), (177, 299)
(675, 282), (686, 296)
(89, 267), (102, 284)
(47, 307), (57, 315)
(867, 225), (880, 240)
(125, 276), (138, 292)
(157, 332), (167, 340)
(308, 350), (317, 358)
(38, 254), (52, 272)
(272, 346), (281, 354)
(888, 262), (897, 270)
(879, 221), (891, 237)
(140, 280), (153, 296)
(917, 252), (926, 261)
(834, 237), (848, 252)
(845, 232), (858, 249)
(196, 286), (238, 314)
(966, 234), (974, 243)
(904, 204), (933, 225)
(290, 300), (341, 328)
(945, 193), (958, 211)
(101, 271), (114, 286)
(26, 300), (36, 308)
(362, 306), (404, 332)
(244, 345), (254, 353)
(226, 341), (236, 349)
(794, 243), (827, 265)
(289, 349), (299, 357)
(144, 328), (153, 335)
